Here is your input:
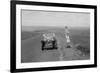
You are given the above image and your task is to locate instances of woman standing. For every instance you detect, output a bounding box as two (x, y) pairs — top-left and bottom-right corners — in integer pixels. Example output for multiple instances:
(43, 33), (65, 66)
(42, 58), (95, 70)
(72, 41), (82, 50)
(65, 26), (71, 43)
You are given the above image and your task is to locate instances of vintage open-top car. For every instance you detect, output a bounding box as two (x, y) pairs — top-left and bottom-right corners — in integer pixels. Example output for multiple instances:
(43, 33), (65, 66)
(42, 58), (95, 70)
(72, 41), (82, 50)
(41, 33), (58, 50)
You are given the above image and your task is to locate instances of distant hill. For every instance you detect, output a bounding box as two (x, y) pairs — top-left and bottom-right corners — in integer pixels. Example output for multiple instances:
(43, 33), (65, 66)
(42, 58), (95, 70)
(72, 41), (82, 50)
(22, 26), (64, 31)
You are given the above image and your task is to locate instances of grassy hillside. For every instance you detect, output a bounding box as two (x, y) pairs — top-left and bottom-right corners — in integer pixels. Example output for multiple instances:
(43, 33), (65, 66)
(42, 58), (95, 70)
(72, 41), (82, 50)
(21, 27), (90, 63)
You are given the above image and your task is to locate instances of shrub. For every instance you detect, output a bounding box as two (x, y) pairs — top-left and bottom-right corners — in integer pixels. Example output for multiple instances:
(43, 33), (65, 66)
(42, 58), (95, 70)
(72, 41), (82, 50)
(76, 44), (90, 55)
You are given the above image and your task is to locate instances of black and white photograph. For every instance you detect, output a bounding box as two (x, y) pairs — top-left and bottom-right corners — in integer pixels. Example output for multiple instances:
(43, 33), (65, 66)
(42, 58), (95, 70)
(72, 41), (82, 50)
(21, 10), (90, 63)
(11, 1), (97, 72)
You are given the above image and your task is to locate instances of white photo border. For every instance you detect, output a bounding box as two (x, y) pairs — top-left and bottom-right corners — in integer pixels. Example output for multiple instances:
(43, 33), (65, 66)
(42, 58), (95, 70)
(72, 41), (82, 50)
(16, 4), (94, 69)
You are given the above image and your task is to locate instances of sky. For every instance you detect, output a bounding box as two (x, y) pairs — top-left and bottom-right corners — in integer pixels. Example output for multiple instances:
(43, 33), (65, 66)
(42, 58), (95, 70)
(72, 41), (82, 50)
(22, 10), (90, 28)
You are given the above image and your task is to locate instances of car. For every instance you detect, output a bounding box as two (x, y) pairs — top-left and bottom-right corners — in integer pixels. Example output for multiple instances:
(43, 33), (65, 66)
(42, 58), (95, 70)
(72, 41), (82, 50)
(41, 33), (58, 50)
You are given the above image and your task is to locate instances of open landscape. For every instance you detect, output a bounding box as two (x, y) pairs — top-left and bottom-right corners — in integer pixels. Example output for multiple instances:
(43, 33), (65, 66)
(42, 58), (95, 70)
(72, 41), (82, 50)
(21, 26), (90, 63)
